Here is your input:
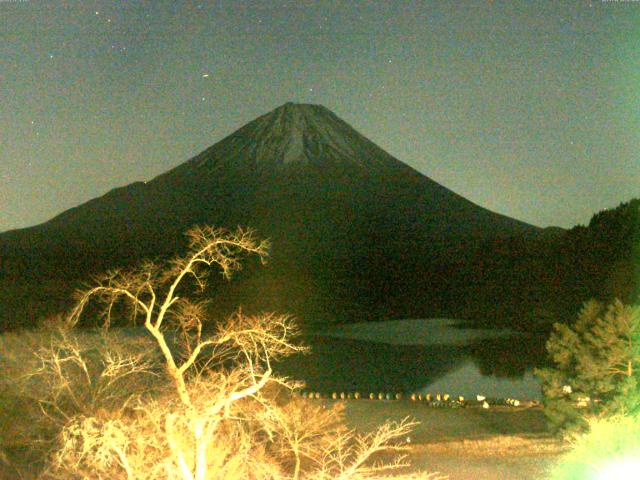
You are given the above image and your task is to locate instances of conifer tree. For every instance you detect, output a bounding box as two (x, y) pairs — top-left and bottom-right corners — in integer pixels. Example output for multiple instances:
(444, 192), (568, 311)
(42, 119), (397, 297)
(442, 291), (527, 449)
(535, 299), (640, 434)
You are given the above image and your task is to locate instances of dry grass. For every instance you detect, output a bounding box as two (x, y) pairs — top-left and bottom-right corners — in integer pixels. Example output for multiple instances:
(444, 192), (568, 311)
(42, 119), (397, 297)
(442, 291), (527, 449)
(414, 434), (567, 457)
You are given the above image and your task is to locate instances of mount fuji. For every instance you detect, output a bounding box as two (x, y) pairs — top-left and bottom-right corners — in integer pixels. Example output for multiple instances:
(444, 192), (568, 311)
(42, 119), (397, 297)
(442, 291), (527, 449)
(0, 103), (548, 329)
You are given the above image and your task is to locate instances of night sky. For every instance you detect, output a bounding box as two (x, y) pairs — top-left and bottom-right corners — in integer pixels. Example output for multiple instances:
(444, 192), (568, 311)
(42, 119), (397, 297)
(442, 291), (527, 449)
(2, 0), (638, 233)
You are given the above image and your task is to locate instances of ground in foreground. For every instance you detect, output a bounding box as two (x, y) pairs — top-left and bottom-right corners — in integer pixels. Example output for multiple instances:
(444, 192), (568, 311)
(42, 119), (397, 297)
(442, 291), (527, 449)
(336, 399), (567, 480)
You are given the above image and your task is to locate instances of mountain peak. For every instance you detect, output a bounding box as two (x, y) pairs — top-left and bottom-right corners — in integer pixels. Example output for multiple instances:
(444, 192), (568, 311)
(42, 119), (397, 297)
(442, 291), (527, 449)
(185, 102), (395, 172)
(278, 101), (325, 109)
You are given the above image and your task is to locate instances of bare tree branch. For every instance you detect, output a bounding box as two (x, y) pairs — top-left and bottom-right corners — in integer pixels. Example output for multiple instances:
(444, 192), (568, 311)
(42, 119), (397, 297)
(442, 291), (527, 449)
(38, 225), (436, 479)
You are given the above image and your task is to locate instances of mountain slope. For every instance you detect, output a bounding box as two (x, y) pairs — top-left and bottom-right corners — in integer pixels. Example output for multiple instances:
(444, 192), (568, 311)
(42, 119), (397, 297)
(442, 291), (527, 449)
(0, 103), (545, 329)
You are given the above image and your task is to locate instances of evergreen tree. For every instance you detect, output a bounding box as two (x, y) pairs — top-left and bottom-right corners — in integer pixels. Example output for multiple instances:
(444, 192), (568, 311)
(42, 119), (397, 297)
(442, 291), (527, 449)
(535, 299), (640, 434)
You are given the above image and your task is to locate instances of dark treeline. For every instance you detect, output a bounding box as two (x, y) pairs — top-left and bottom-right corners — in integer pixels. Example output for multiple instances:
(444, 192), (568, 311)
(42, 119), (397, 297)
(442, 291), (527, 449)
(460, 198), (640, 330)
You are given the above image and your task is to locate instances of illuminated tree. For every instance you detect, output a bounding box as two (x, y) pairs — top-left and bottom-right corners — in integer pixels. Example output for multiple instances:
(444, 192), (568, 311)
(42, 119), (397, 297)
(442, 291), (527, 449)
(535, 299), (640, 435)
(36, 226), (437, 479)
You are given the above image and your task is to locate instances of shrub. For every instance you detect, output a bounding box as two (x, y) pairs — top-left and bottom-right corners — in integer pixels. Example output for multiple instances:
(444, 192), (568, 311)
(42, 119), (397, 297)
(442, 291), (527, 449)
(549, 414), (640, 480)
(0, 326), (164, 477)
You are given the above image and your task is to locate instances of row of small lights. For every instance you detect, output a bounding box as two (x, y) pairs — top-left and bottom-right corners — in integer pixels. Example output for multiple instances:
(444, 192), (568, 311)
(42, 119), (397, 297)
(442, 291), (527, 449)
(297, 391), (523, 408)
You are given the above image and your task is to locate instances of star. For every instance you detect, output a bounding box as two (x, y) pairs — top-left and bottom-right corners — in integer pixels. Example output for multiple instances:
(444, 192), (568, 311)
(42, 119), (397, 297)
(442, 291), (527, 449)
(309, 87), (313, 92)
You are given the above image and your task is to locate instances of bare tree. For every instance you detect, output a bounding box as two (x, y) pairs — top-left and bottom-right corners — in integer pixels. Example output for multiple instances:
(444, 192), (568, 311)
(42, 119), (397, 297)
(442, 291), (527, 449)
(67, 226), (284, 405)
(38, 225), (444, 479)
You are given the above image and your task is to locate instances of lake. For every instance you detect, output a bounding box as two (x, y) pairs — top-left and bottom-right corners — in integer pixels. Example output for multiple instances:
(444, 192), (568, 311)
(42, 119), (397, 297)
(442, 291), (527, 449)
(274, 319), (547, 400)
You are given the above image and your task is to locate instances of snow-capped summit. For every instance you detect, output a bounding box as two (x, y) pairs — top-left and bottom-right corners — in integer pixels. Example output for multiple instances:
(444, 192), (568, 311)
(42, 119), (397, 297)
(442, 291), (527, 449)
(176, 102), (401, 175)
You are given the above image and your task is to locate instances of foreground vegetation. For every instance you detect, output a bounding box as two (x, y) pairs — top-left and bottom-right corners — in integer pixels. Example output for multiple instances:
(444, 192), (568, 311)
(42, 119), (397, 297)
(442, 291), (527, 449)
(1, 324), (561, 479)
(536, 298), (640, 479)
(549, 414), (640, 480)
(536, 299), (640, 435)
(0, 226), (443, 479)
(2, 222), (638, 478)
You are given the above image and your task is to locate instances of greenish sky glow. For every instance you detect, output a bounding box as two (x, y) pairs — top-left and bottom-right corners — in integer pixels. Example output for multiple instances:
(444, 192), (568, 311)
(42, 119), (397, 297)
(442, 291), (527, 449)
(1, 0), (638, 232)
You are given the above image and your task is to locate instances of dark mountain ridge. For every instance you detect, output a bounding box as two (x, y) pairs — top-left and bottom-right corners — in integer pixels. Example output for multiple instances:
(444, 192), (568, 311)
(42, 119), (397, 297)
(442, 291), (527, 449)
(1, 103), (560, 329)
(1, 103), (538, 257)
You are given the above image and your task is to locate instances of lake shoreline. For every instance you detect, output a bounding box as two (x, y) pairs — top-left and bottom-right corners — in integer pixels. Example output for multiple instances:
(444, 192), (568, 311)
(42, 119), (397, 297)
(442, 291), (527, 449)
(277, 319), (547, 401)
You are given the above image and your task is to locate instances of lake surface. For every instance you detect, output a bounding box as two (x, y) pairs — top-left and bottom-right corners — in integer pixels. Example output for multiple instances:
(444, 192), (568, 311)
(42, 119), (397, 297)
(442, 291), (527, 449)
(323, 318), (518, 346)
(275, 319), (547, 400)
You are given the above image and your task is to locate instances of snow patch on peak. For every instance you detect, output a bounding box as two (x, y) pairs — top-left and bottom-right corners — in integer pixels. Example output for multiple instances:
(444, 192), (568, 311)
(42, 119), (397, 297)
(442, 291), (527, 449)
(281, 112), (307, 165)
(183, 102), (400, 175)
(251, 102), (375, 167)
